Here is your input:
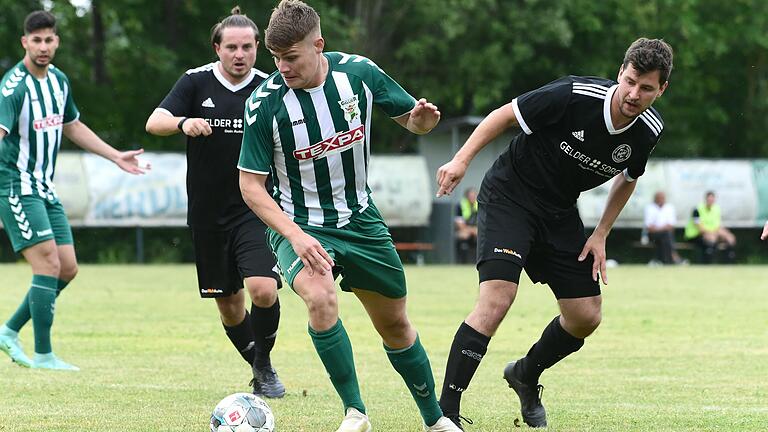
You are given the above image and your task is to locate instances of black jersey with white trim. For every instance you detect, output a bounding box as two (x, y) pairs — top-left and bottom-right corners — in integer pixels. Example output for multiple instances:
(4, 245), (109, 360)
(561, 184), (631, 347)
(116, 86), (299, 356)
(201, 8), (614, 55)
(483, 75), (663, 216)
(157, 62), (270, 229)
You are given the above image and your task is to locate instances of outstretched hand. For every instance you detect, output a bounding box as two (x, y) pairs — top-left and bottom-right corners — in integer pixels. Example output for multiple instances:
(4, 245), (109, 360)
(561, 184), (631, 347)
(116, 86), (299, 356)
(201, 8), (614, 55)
(579, 233), (608, 284)
(116, 148), (150, 175)
(408, 98), (441, 134)
(435, 159), (468, 197)
(761, 220), (768, 240)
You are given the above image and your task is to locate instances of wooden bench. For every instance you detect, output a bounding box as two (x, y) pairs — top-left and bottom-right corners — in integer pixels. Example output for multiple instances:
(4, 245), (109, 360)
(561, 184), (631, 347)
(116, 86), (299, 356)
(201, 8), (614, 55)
(394, 242), (434, 265)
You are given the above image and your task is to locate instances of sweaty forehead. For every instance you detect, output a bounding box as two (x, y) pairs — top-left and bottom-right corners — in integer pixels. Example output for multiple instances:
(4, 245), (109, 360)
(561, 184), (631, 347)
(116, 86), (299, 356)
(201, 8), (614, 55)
(220, 27), (257, 45)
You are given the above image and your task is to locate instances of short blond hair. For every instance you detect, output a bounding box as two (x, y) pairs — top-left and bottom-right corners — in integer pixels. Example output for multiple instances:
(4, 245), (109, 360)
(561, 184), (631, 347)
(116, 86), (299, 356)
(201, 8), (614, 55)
(265, 0), (320, 52)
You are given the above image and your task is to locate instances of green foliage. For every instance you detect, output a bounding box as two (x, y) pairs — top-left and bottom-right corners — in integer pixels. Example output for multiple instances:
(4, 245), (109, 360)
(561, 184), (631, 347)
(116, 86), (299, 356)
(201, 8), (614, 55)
(0, 264), (766, 430)
(0, 0), (766, 156)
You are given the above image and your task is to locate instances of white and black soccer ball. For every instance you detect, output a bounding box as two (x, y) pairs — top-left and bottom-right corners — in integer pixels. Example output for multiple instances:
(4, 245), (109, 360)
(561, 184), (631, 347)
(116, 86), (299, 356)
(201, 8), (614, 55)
(209, 393), (275, 432)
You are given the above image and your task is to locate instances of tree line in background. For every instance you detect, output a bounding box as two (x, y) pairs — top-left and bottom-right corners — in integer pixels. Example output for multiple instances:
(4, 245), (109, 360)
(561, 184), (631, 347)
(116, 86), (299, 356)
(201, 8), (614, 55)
(1, 0), (767, 157)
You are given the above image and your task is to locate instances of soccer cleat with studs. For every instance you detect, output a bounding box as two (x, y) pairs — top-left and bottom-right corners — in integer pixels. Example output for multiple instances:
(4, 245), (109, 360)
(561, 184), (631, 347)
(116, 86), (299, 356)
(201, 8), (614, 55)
(0, 333), (33, 368)
(336, 407), (371, 432)
(250, 364), (286, 398)
(503, 360), (547, 428)
(446, 413), (473, 431)
(32, 353), (80, 371)
(425, 416), (465, 431)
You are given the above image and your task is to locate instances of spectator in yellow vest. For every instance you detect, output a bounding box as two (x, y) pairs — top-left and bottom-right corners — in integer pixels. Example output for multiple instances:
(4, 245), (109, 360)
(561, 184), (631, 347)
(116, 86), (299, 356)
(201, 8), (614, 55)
(684, 191), (736, 263)
(455, 187), (479, 264)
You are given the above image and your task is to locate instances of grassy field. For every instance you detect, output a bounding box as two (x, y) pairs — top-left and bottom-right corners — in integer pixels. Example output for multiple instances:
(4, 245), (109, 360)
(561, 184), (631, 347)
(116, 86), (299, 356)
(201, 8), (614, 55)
(0, 264), (766, 431)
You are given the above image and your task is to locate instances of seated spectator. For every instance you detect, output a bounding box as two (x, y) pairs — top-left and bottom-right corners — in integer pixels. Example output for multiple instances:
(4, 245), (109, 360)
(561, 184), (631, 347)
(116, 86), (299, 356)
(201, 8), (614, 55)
(455, 187), (478, 264)
(684, 191), (736, 263)
(644, 191), (685, 264)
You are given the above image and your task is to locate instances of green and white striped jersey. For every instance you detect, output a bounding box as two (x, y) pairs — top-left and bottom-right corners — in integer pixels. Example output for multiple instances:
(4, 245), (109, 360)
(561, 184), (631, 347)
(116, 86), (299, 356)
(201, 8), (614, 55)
(238, 52), (416, 228)
(0, 61), (79, 201)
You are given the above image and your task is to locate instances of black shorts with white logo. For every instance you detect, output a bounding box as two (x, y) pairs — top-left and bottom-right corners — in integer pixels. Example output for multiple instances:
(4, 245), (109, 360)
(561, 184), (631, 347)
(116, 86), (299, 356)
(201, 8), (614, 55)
(192, 216), (282, 298)
(476, 186), (600, 299)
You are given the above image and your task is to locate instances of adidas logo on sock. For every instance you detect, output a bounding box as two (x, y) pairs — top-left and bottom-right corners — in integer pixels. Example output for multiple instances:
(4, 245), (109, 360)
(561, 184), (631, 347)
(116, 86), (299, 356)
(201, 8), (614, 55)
(572, 130), (584, 142)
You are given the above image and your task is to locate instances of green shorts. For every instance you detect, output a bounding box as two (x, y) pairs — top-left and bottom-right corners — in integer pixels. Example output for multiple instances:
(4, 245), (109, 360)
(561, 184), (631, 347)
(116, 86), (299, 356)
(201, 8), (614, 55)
(268, 204), (407, 298)
(0, 193), (73, 252)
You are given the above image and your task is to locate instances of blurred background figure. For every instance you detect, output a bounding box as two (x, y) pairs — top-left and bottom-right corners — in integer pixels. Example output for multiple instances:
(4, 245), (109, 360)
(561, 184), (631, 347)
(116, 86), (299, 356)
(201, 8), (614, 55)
(455, 187), (478, 264)
(643, 191), (685, 265)
(684, 191), (736, 263)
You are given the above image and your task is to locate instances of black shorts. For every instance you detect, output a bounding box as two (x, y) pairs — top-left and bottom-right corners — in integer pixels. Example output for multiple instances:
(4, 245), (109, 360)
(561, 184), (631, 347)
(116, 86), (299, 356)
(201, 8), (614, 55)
(476, 187), (600, 299)
(192, 216), (282, 298)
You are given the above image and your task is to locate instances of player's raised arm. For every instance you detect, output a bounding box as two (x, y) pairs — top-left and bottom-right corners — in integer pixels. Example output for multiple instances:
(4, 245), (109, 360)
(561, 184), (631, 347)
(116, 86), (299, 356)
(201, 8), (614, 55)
(394, 98), (441, 134)
(63, 120), (149, 174)
(436, 102), (519, 197)
(145, 109), (212, 137)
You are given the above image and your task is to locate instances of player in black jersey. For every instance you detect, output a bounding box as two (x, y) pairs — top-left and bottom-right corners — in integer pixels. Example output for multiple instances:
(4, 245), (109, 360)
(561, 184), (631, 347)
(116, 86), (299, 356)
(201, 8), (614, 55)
(435, 38), (673, 429)
(145, 7), (284, 398)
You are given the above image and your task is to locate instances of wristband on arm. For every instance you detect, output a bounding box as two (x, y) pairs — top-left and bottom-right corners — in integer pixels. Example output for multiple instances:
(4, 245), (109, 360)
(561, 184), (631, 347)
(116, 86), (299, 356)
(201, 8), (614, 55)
(177, 117), (189, 131)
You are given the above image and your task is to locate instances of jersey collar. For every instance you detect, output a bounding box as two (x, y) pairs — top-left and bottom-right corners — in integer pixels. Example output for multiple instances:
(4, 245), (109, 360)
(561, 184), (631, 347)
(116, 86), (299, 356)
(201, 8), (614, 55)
(213, 61), (256, 93)
(603, 84), (638, 135)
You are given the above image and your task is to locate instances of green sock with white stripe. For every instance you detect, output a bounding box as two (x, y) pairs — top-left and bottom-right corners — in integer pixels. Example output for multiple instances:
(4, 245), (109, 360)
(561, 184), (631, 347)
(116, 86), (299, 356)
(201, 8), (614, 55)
(5, 278), (68, 333)
(28, 275), (58, 354)
(385, 335), (443, 426)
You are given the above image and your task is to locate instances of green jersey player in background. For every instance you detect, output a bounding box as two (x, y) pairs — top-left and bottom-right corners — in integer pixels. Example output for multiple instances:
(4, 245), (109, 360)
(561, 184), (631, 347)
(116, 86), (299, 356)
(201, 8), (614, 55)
(238, 1), (460, 431)
(0, 11), (147, 371)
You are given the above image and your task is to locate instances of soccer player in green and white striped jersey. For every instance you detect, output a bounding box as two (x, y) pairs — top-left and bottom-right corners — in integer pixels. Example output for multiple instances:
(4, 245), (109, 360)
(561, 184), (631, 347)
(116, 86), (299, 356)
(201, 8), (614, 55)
(238, 2), (459, 431)
(0, 11), (148, 371)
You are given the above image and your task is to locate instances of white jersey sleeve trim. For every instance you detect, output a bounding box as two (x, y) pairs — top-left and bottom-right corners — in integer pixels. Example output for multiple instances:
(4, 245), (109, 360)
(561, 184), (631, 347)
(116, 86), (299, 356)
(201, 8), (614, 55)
(622, 168), (636, 182)
(390, 98), (418, 119)
(63, 113), (80, 125)
(253, 68), (269, 79)
(512, 98), (532, 135)
(237, 165), (271, 175)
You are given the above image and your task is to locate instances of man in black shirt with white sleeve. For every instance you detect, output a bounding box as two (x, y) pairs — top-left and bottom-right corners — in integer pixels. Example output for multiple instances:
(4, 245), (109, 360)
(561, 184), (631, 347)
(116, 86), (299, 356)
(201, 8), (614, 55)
(145, 7), (284, 398)
(435, 38), (673, 428)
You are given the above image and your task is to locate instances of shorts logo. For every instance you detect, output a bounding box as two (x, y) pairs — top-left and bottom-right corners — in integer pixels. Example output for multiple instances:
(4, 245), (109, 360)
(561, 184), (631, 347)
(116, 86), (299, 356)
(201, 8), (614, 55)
(8, 193), (32, 240)
(200, 288), (224, 294)
(612, 144), (632, 163)
(338, 94), (361, 122)
(286, 256), (302, 274)
(36, 229), (53, 237)
(293, 125), (365, 161)
(493, 247), (521, 259)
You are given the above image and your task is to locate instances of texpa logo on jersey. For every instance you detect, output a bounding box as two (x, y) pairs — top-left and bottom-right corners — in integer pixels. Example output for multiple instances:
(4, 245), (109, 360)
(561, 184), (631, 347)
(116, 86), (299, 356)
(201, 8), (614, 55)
(293, 125), (365, 161)
(33, 114), (64, 130)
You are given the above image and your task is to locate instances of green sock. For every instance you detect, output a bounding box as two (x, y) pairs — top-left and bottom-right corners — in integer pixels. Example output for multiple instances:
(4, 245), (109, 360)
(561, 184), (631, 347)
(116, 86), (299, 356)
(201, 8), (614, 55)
(5, 278), (68, 333)
(6, 291), (31, 332)
(28, 275), (58, 354)
(309, 319), (366, 415)
(385, 335), (443, 426)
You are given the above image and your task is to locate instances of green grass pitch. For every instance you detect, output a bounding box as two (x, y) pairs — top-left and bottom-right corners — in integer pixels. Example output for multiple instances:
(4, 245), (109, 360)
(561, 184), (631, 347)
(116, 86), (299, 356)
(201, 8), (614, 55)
(0, 264), (766, 431)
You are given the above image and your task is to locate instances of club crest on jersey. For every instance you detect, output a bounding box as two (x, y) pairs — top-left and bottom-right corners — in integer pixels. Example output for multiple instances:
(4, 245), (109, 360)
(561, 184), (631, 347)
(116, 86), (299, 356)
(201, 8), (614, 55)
(54, 90), (65, 111)
(293, 125), (365, 161)
(338, 94), (361, 122)
(612, 144), (632, 163)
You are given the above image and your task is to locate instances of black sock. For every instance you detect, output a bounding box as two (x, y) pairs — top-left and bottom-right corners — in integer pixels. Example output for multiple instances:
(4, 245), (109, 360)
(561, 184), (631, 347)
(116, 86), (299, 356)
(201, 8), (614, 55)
(439, 322), (491, 416)
(251, 298), (280, 368)
(223, 311), (256, 365)
(519, 316), (584, 384)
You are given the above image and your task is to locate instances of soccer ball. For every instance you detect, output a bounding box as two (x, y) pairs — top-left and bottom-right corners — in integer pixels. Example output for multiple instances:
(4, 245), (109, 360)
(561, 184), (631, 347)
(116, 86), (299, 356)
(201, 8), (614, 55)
(209, 393), (275, 432)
